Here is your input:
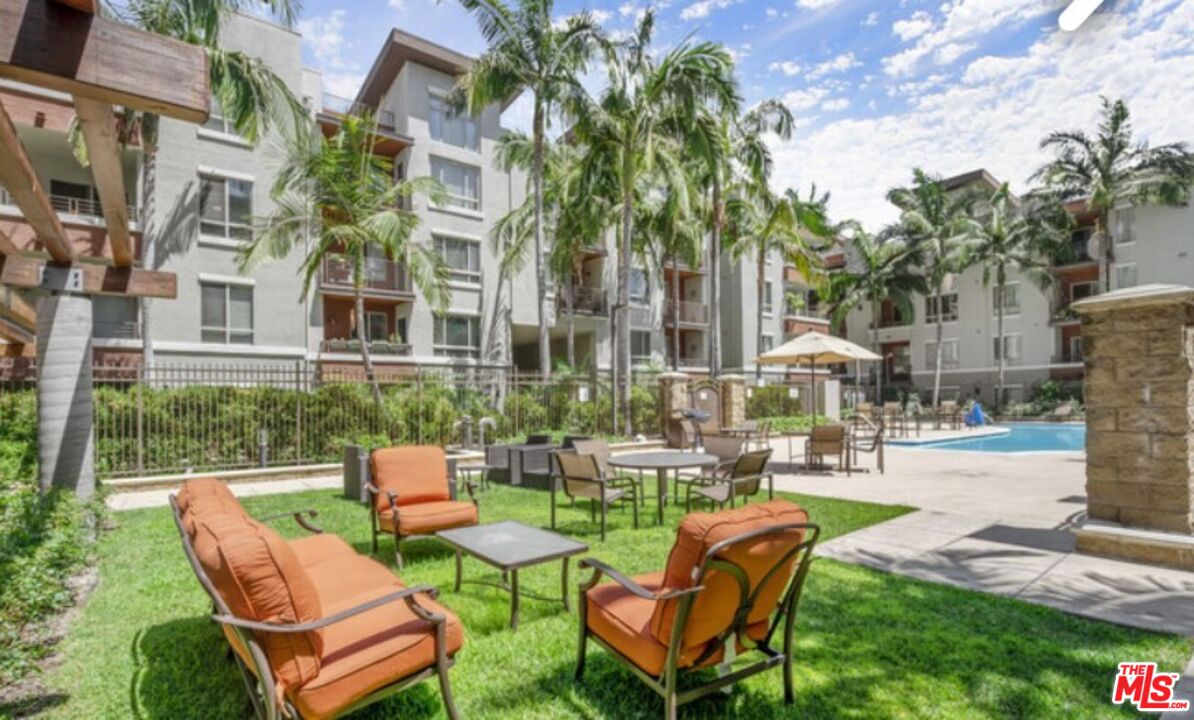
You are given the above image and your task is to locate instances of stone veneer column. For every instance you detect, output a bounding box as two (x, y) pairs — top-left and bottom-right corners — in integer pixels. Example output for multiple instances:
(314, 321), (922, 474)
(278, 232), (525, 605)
(36, 292), (96, 500)
(658, 372), (690, 447)
(1073, 285), (1194, 568)
(719, 374), (746, 431)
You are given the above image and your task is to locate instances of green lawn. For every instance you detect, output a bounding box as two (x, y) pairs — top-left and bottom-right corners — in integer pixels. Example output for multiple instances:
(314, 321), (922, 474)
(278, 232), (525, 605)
(15, 484), (1189, 719)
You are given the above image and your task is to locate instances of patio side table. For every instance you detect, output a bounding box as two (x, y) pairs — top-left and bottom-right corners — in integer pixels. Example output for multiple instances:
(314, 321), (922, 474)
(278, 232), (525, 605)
(437, 521), (588, 630)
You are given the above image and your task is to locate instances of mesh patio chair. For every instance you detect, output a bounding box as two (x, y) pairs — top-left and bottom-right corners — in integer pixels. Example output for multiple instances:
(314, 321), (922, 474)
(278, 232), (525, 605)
(850, 422), (885, 474)
(552, 451), (640, 541)
(675, 435), (743, 501)
(576, 500), (820, 720)
(804, 425), (850, 475)
(687, 449), (774, 511)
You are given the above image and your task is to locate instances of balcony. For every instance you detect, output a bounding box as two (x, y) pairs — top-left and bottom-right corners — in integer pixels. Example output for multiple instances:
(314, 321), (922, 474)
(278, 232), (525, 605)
(321, 93), (397, 131)
(557, 286), (608, 316)
(664, 299), (709, 326)
(676, 355), (709, 369)
(319, 255), (414, 299)
(0, 187), (142, 260)
(320, 338), (413, 356)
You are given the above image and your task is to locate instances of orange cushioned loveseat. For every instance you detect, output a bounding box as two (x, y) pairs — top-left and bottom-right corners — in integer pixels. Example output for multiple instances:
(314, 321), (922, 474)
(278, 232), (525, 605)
(171, 477), (464, 720)
(576, 499), (819, 719)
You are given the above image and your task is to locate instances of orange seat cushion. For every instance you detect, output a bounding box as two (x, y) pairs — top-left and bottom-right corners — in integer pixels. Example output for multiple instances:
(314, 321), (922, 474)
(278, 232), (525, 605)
(586, 572), (768, 676)
(289, 534), (358, 570)
(650, 500), (809, 653)
(370, 446), (451, 512)
(291, 586), (463, 720)
(213, 524), (324, 688)
(379, 501), (478, 537)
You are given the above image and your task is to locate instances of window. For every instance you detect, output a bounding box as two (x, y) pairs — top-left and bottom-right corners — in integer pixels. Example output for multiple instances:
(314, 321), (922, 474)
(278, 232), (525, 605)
(1070, 281), (1098, 302)
(199, 174), (252, 240)
(925, 340), (959, 370)
(993, 335), (1022, 364)
(631, 330), (652, 363)
(1115, 207), (1135, 245)
(201, 98), (242, 137)
(429, 94), (479, 151)
(430, 157), (480, 211)
(1115, 264), (1137, 290)
(924, 293), (958, 323)
(763, 281), (774, 315)
(433, 314), (481, 359)
(364, 311), (388, 342)
(629, 269), (649, 305)
(760, 334), (775, 353)
(200, 283), (253, 344)
(993, 283), (1020, 315)
(1069, 336), (1084, 363)
(49, 180), (99, 216)
(436, 235), (481, 284)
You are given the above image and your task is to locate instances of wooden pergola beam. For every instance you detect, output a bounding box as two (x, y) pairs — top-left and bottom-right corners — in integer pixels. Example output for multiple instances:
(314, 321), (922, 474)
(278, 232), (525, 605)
(0, 254), (175, 298)
(0, 284), (35, 329)
(0, 100), (73, 262)
(50, 0), (97, 14)
(0, 0), (209, 123)
(73, 97), (132, 266)
(0, 225), (17, 256)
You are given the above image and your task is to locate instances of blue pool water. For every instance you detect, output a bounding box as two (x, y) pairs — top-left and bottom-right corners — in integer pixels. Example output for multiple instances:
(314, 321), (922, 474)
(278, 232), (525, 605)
(904, 423), (1086, 453)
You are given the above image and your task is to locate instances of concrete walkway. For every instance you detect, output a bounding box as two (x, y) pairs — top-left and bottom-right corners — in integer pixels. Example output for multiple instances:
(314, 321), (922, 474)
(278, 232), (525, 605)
(768, 441), (1194, 638)
(107, 474), (342, 511)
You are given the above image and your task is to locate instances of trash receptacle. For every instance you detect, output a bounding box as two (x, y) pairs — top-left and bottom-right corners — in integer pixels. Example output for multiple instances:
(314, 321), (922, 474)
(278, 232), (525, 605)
(343, 444), (369, 503)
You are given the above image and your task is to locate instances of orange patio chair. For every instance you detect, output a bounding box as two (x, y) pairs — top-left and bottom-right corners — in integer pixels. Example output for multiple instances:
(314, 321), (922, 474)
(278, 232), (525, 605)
(369, 446), (479, 567)
(576, 500), (819, 719)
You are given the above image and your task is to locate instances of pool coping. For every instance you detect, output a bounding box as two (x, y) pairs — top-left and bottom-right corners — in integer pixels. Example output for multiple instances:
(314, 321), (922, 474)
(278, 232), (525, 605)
(888, 422), (1086, 454)
(887, 426), (1011, 447)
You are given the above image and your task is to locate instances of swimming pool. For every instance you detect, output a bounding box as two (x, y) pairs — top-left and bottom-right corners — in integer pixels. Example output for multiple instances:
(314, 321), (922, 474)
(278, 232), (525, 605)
(902, 423), (1086, 453)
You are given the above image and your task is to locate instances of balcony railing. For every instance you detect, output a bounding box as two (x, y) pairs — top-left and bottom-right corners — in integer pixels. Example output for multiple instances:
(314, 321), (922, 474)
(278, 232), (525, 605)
(321, 93), (397, 131)
(557, 285), (608, 316)
(1, 187), (138, 222)
(93, 320), (141, 340)
(320, 255), (413, 296)
(664, 299), (709, 326)
(676, 356), (709, 368)
(320, 339), (412, 356)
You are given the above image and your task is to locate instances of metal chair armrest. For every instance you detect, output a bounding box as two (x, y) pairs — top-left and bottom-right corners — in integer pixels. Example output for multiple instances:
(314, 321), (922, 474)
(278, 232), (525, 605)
(257, 509), (323, 534)
(212, 585), (442, 634)
(578, 558), (702, 601)
(365, 482), (399, 512)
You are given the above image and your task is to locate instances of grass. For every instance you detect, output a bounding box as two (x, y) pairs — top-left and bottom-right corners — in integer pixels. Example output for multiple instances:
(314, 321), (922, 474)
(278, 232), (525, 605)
(13, 484), (1189, 719)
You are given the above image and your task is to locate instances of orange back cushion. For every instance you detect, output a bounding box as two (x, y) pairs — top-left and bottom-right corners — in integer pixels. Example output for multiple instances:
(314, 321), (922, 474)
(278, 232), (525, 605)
(650, 500), (809, 653)
(370, 446), (450, 511)
(208, 523), (323, 688)
(176, 477), (238, 513)
(178, 479), (247, 537)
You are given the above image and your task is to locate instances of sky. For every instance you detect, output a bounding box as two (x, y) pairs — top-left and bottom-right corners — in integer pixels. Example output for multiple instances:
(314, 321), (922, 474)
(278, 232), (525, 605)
(294, 0), (1194, 229)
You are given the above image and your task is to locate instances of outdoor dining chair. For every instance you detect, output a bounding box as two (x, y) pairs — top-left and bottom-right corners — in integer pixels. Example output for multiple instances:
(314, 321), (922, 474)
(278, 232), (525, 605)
(576, 500), (820, 719)
(804, 425), (850, 475)
(674, 434), (743, 501)
(686, 449), (774, 511)
(552, 450), (640, 541)
(850, 423), (885, 474)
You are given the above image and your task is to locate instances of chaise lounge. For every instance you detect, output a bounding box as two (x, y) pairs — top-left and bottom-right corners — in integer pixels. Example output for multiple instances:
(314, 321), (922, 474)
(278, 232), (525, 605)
(171, 477), (464, 720)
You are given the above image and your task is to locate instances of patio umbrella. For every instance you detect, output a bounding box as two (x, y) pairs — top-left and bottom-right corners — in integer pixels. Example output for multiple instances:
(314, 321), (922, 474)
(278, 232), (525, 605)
(756, 332), (882, 426)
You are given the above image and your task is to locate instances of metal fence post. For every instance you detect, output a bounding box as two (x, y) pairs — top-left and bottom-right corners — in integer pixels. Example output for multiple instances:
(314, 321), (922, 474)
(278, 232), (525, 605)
(295, 359), (303, 466)
(258, 427), (268, 468)
(136, 363), (145, 474)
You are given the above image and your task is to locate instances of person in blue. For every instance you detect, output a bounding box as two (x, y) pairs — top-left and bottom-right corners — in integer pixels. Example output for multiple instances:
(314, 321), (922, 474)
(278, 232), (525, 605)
(965, 398), (991, 427)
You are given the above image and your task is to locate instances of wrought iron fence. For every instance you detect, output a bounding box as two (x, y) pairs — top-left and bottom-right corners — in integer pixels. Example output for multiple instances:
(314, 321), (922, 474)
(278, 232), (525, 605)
(4, 362), (662, 479)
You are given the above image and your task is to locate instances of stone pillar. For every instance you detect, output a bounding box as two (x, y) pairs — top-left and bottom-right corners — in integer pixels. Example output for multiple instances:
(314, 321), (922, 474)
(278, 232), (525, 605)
(719, 374), (746, 431)
(36, 291), (96, 500)
(1073, 285), (1194, 568)
(658, 372), (689, 447)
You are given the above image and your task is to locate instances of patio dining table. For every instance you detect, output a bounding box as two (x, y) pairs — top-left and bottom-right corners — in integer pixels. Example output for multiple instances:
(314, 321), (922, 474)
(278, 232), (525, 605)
(607, 451), (720, 525)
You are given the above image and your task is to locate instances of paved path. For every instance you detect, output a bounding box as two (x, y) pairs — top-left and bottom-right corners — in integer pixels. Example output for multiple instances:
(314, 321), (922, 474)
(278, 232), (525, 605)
(107, 475), (342, 511)
(768, 440), (1194, 639)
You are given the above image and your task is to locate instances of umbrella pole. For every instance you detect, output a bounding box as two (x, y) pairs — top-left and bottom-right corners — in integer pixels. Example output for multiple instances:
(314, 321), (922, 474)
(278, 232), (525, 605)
(810, 354), (817, 428)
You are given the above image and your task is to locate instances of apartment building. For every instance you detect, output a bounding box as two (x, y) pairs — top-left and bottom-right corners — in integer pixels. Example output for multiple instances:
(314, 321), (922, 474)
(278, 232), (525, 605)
(839, 169), (1194, 405)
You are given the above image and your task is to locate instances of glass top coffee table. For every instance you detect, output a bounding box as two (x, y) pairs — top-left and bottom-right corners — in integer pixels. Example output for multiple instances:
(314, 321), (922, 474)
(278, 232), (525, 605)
(437, 521), (588, 630)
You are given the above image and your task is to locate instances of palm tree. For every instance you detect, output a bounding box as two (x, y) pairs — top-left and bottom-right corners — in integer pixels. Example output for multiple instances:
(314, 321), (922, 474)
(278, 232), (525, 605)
(727, 184), (833, 380)
(965, 184), (1070, 410)
(239, 115), (450, 404)
(1032, 97), (1194, 291)
(641, 175), (704, 370)
(83, 0), (307, 366)
(886, 169), (976, 408)
(456, 0), (604, 379)
(825, 228), (924, 402)
(570, 11), (738, 434)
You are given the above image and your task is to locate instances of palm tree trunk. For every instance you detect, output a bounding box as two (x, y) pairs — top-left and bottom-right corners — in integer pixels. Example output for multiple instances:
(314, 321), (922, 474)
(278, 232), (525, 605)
(532, 99), (551, 379)
(567, 272), (576, 369)
(670, 248), (680, 371)
(618, 160), (634, 437)
(996, 270), (1006, 413)
(932, 291), (944, 408)
(755, 246), (765, 381)
(709, 177), (722, 377)
(355, 287), (383, 405)
(1100, 213), (1114, 293)
(871, 298), (880, 402)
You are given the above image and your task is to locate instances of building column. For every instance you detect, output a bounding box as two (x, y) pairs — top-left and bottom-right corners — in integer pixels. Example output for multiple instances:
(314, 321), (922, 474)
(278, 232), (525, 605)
(36, 292), (96, 500)
(658, 372), (689, 447)
(1073, 285), (1194, 569)
(719, 374), (746, 431)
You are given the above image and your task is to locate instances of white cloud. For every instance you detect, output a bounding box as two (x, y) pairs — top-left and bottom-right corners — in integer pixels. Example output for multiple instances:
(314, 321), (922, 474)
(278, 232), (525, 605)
(821, 98), (850, 112)
(796, 0), (840, 8)
(766, 6), (779, 17)
(681, 0), (735, 20)
(808, 52), (861, 79)
(862, 11), (879, 27)
(883, 0), (1068, 76)
(892, 10), (932, 40)
(768, 60), (802, 76)
(782, 86), (829, 111)
(297, 10), (350, 69)
(322, 72), (366, 100)
(619, 2), (639, 16)
(770, 0), (1194, 228)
